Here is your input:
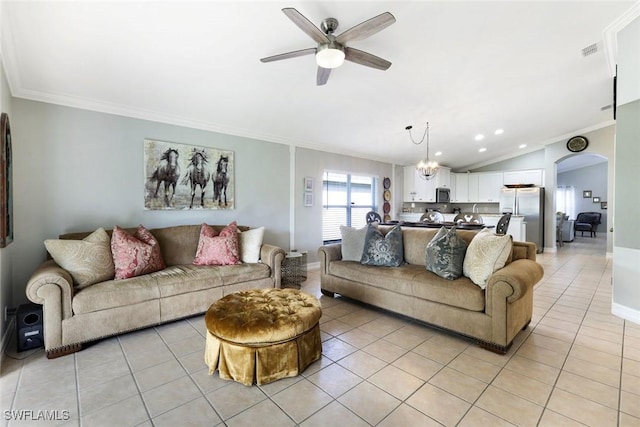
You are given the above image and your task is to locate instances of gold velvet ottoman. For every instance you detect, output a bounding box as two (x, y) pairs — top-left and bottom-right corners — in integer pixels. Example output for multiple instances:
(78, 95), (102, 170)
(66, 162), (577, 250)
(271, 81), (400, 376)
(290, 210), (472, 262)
(204, 288), (322, 386)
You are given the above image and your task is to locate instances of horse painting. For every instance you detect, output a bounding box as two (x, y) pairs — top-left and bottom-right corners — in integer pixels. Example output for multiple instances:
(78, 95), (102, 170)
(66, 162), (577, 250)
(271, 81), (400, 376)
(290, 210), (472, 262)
(213, 155), (230, 207)
(149, 148), (180, 207)
(181, 149), (210, 208)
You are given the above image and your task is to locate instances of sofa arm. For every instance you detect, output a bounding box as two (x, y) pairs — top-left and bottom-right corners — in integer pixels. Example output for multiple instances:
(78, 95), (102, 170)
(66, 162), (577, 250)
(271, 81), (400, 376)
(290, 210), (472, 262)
(486, 259), (544, 303)
(25, 260), (76, 351)
(260, 244), (286, 288)
(317, 244), (342, 274)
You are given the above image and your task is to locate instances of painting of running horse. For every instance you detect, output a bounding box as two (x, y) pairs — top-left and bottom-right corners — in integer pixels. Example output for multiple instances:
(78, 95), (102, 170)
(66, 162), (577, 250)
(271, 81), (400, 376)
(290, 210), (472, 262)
(144, 139), (234, 210)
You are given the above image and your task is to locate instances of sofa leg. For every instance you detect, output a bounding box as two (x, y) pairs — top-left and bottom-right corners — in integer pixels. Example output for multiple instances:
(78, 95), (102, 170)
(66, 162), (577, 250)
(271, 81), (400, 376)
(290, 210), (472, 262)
(46, 343), (82, 359)
(320, 289), (335, 298)
(522, 319), (531, 330)
(478, 340), (510, 354)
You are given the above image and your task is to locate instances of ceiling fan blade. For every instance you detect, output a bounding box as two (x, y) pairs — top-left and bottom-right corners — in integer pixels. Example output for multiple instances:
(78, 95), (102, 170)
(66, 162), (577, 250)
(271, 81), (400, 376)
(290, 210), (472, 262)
(260, 48), (316, 63)
(335, 12), (396, 44)
(282, 7), (329, 44)
(317, 67), (331, 86)
(344, 47), (391, 70)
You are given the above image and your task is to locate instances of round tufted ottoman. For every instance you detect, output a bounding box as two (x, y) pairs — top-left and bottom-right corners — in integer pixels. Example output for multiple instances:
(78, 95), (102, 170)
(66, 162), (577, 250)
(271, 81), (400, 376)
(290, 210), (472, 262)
(204, 288), (322, 386)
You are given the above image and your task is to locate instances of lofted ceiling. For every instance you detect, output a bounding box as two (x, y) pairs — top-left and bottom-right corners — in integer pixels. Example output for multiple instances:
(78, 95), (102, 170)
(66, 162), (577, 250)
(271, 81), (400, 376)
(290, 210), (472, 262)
(0, 1), (635, 171)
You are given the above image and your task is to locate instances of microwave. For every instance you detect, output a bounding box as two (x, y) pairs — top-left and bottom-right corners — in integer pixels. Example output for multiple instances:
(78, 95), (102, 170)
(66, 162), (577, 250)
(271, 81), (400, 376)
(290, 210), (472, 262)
(436, 187), (450, 203)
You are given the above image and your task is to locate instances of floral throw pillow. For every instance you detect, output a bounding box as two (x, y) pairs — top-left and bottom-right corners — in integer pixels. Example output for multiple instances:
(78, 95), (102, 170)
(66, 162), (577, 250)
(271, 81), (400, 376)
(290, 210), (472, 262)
(360, 224), (404, 267)
(193, 222), (240, 266)
(425, 226), (468, 280)
(111, 225), (166, 280)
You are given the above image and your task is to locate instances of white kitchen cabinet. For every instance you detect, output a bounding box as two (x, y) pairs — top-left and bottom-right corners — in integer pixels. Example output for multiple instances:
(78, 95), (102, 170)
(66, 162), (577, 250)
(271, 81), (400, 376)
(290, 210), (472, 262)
(435, 167), (451, 189)
(452, 173), (469, 202)
(477, 172), (503, 202)
(503, 169), (543, 186)
(403, 166), (416, 202)
(468, 173), (479, 202)
(404, 166), (450, 202)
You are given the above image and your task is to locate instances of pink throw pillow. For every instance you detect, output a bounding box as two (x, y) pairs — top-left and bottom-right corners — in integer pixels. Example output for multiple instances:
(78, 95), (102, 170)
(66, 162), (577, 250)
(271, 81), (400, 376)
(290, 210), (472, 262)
(193, 222), (240, 266)
(111, 225), (166, 279)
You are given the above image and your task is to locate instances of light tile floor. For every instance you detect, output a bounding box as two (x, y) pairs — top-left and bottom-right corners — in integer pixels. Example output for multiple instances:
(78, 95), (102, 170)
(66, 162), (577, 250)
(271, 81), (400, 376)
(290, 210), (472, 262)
(2, 234), (639, 426)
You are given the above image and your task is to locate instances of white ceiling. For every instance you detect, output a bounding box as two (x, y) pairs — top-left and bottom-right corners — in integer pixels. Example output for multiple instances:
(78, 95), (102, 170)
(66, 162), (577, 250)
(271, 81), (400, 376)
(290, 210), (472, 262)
(1, 1), (635, 171)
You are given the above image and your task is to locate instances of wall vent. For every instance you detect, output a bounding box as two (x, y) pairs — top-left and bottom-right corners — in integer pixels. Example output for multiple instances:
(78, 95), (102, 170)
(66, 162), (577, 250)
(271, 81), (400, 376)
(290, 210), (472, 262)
(582, 43), (598, 57)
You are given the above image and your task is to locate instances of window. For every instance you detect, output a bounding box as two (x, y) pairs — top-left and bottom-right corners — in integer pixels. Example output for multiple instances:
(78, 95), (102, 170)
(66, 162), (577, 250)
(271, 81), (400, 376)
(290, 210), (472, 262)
(322, 172), (378, 243)
(556, 186), (576, 219)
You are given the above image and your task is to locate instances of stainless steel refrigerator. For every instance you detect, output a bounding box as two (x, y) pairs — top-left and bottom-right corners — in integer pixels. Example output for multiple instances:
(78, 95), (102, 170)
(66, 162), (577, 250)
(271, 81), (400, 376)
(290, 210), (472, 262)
(500, 187), (545, 252)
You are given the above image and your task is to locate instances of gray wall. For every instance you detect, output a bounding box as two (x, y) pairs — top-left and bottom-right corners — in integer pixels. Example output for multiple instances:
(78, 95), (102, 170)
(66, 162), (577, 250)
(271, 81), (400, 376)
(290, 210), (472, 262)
(294, 147), (394, 264)
(557, 162), (608, 227)
(613, 15), (640, 317)
(1, 57), (14, 341)
(9, 99), (290, 305)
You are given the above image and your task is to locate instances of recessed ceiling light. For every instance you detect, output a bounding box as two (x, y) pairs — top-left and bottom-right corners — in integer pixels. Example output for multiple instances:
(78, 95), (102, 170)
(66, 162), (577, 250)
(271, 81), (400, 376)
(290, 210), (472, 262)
(494, 129), (504, 135)
(479, 148), (487, 153)
(519, 144), (527, 149)
(475, 134), (485, 141)
(435, 151), (442, 156)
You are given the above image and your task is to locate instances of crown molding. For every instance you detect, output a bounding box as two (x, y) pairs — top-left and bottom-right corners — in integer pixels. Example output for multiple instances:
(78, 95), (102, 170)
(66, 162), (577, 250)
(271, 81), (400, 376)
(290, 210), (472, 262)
(603, 1), (640, 77)
(11, 87), (399, 166)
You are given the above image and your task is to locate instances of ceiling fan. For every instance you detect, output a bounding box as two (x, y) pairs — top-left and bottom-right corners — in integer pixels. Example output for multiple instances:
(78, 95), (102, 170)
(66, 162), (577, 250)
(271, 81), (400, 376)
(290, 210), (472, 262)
(260, 8), (396, 86)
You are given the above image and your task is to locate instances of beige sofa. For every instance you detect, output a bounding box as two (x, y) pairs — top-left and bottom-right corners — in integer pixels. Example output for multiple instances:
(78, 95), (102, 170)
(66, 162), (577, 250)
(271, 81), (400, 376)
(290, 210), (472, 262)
(26, 224), (285, 358)
(318, 226), (544, 353)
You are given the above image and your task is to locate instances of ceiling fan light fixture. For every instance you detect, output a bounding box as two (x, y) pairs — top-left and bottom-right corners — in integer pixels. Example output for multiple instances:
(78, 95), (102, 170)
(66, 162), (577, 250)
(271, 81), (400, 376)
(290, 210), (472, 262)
(316, 43), (345, 68)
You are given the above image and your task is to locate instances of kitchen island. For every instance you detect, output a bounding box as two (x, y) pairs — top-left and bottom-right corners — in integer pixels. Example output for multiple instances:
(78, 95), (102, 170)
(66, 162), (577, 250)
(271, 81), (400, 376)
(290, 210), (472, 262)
(397, 213), (526, 242)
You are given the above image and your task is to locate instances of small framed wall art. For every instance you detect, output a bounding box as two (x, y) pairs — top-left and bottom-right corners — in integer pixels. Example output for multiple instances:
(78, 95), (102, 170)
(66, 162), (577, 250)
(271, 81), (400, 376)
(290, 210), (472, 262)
(601, 201), (608, 209)
(593, 196), (601, 203)
(304, 177), (313, 192)
(304, 192), (313, 207)
(583, 190), (592, 198)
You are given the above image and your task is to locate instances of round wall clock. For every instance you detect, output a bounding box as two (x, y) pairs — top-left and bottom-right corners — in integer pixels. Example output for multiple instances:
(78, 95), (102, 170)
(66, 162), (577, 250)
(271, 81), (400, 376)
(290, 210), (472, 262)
(567, 136), (589, 152)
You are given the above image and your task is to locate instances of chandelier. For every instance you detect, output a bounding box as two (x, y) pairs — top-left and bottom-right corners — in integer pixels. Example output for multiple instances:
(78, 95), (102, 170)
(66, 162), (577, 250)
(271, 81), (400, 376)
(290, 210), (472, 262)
(407, 122), (439, 180)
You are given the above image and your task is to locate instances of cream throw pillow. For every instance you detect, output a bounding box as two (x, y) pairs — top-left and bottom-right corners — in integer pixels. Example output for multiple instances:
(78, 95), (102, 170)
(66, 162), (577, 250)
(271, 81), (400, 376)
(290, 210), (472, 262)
(44, 227), (115, 289)
(463, 228), (512, 289)
(239, 227), (264, 263)
(340, 224), (370, 261)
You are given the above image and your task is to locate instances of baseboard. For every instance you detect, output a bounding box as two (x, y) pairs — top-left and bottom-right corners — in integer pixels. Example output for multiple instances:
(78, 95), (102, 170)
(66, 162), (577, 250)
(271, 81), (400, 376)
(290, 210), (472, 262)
(1, 317), (15, 356)
(612, 302), (640, 326)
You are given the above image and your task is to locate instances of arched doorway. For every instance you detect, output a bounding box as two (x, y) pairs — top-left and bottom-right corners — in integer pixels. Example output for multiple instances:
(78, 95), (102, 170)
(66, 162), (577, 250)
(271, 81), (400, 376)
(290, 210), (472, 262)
(555, 153), (609, 252)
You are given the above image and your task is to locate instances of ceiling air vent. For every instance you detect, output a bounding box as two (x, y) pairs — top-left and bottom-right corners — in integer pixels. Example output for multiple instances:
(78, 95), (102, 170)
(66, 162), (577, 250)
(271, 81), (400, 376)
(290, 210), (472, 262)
(582, 43), (598, 57)
(601, 104), (612, 111)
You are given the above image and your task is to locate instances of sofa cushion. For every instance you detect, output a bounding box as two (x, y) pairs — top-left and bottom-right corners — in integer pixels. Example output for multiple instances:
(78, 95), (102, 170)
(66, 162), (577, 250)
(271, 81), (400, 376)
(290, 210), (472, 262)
(152, 263), (271, 297)
(329, 261), (484, 312)
(239, 227), (264, 263)
(111, 225), (166, 279)
(45, 227), (115, 289)
(425, 227), (468, 280)
(194, 222), (240, 266)
(361, 224), (404, 267)
(72, 273), (160, 315)
(463, 228), (513, 289)
(340, 225), (369, 261)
